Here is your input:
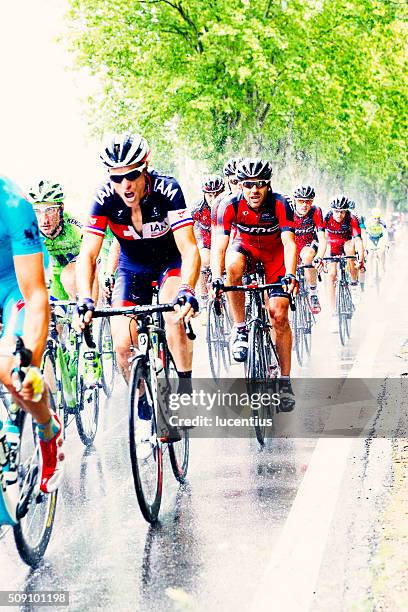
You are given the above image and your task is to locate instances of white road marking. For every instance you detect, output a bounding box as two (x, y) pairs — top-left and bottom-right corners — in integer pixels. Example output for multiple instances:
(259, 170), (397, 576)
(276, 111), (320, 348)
(250, 279), (406, 611)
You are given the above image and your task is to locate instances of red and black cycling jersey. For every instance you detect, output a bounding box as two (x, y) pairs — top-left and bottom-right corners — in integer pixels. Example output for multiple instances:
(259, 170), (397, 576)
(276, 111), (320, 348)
(85, 170), (192, 271)
(216, 191), (294, 283)
(191, 198), (211, 249)
(217, 190), (294, 246)
(324, 211), (361, 243)
(294, 206), (325, 250)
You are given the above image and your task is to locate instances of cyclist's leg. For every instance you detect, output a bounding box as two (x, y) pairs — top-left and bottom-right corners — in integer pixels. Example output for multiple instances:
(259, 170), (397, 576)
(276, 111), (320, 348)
(225, 245), (247, 323)
(344, 240), (358, 282)
(199, 247), (211, 305)
(109, 269), (147, 383)
(224, 246), (249, 362)
(267, 294), (291, 375)
(326, 260), (338, 315)
(0, 285), (63, 492)
(300, 245), (318, 287)
(159, 265), (193, 377)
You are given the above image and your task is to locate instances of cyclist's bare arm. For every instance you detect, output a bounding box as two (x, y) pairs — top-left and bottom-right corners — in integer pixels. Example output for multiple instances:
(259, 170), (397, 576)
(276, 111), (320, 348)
(354, 236), (364, 261)
(281, 231), (297, 276)
(173, 225), (201, 289)
(211, 234), (229, 279)
(106, 236), (120, 277)
(75, 233), (104, 329)
(77, 232), (104, 299)
(13, 252), (49, 367)
(316, 230), (327, 259)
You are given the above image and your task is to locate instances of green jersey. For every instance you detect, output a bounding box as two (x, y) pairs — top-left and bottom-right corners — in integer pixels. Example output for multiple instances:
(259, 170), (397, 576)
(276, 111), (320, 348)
(42, 212), (82, 299)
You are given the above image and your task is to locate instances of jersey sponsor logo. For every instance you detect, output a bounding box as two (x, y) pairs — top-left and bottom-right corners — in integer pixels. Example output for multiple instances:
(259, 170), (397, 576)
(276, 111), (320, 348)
(145, 220), (170, 239)
(66, 218), (82, 228)
(153, 178), (179, 201)
(94, 183), (115, 206)
(236, 223), (279, 235)
(259, 212), (275, 222)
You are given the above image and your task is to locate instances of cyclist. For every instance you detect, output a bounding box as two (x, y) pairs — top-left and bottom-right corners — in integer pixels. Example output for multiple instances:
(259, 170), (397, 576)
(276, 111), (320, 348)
(191, 175), (224, 308)
(292, 185), (326, 314)
(365, 207), (387, 274)
(29, 180), (82, 300)
(324, 196), (365, 331)
(211, 158), (297, 410)
(0, 176), (64, 493)
(211, 157), (242, 228)
(348, 199), (367, 290)
(74, 132), (200, 405)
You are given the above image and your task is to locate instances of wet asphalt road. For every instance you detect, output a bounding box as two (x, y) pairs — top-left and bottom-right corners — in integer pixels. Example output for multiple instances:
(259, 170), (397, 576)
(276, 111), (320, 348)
(1, 241), (407, 611)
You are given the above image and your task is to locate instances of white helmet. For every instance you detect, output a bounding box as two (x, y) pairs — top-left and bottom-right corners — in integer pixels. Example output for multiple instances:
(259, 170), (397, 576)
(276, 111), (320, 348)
(28, 179), (64, 204)
(100, 132), (150, 169)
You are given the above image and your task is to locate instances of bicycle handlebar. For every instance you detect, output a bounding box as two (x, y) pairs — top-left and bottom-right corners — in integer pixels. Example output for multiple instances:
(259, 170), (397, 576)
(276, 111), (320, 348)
(221, 282), (296, 311)
(83, 300), (196, 347)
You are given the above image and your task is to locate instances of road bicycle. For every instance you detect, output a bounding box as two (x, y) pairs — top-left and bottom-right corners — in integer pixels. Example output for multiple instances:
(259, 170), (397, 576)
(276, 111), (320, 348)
(323, 255), (356, 345)
(220, 272), (295, 445)
(0, 337), (60, 567)
(292, 264), (316, 367)
(366, 238), (384, 295)
(42, 302), (101, 447)
(86, 301), (194, 523)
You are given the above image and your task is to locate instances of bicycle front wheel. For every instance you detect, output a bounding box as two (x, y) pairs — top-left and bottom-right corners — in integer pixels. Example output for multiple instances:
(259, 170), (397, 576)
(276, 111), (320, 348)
(169, 432), (189, 483)
(14, 400), (58, 567)
(338, 285), (351, 345)
(129, 358), (163, 523)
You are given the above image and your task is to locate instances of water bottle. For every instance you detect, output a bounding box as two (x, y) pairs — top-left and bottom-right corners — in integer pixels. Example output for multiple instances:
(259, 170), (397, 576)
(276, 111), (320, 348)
(4, 421), (19, 486)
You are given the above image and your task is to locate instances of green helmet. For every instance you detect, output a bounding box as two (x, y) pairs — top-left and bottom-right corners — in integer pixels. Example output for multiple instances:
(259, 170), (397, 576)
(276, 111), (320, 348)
(28, 179), (65, 204)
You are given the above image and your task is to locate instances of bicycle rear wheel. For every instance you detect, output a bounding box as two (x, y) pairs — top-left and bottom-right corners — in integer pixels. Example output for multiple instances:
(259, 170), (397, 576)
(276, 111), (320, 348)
(13, 399), (58, 567)
(129, 357), (162, 523)
(293, 302), (305, 366)
(98, 316), (117, 397)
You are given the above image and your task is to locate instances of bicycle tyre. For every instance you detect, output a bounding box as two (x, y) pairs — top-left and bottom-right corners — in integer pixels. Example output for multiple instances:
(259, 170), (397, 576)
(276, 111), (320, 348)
(76, 377), (100, 447)
(14, 398), (58, 567)
(129, 357), (162, 523)
(169, 432), (189, 483)
(207, 300), (222, 380)
(98, 316), (117, 397)
(293, 301), (305, 367)
(338, 284), (351, 345)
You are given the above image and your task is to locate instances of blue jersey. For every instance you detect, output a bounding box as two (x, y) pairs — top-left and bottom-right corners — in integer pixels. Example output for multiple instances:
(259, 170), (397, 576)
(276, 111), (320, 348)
(85, 170), (193, 271)
(0, 177), (43, 285)
(0, 176), (43, 337)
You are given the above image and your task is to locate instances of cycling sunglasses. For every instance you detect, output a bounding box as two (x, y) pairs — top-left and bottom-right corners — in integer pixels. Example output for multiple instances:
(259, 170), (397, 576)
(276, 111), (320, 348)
(241, 180), (270, 189)
(33, 205), (61, 215)
(109, 168), (144, 183)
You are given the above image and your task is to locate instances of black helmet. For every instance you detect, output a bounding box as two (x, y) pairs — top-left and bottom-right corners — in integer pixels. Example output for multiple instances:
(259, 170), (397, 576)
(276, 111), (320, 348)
(293, 185), (315, 199)
(223, 157), (243, 177)
(330, 196), (350, 210)
(201, 175), (225, 193)
(236, 158), (272, 181)
(100, 132), (150, 168)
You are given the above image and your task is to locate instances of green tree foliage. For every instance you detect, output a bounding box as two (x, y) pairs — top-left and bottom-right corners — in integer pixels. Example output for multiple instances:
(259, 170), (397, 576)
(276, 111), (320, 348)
(67, 0), (407, 205)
